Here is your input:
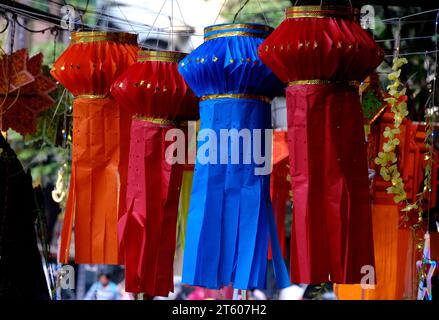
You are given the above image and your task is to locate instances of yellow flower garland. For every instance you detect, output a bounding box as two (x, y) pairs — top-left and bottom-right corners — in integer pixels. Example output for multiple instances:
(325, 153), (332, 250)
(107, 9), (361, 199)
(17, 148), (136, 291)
(375, 57), (433, 235)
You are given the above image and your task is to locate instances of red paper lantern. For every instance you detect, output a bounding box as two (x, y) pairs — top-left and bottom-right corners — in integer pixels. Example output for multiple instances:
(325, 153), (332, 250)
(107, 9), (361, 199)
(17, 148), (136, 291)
(259, 5), (384, 284)
(111, 50), (198, 296)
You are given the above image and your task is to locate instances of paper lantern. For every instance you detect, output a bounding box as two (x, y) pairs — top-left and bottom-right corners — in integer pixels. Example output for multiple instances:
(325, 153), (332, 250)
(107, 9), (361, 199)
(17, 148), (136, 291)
(178, 23), (290, 290)
(259, 6), (384, 284)
(51, 31), (138, 264)
(111, 50), (198, 296)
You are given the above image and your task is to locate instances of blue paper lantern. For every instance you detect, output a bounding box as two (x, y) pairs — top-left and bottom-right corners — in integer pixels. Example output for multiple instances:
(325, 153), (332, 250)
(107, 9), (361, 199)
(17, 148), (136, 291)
(179, 23), (290, 290)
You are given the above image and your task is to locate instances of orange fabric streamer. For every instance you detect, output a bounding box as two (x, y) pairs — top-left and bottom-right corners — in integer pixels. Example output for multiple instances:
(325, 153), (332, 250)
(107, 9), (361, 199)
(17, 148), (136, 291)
(335, 204), (410, 300)
(269, 130), (290, 259)
(51, 32), (138, 264)
(336, 112), (437, 300)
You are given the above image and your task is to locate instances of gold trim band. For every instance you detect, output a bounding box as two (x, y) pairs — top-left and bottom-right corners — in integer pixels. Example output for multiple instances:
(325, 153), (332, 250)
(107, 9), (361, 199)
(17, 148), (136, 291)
(286, 5), (357, 19)
(288, 79), (360, 87)
(133, 115), (177, 126)
(70, 31), (137, 44)
(75, 94), (108, 99)
(137, 50), (187, 63)
(204, 23), (273, 34)
(200, 94), (271, 104)
(204, 31), (269, 42)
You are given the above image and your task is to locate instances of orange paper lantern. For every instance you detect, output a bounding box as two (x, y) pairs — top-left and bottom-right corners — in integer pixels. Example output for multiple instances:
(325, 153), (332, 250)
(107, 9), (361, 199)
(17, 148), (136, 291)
(51, 32), (138, 264)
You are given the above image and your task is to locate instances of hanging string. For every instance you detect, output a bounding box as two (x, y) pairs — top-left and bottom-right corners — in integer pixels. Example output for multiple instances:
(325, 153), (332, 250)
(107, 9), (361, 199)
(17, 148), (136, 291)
(294, 0), (352, 8)
(116, 1), (136, 33)
(78, 0), (90, 29)
(170, 0), (174, 51)
(214, 0), (228, 25)
(385, 49), (439, 58)
(175, 0), (194, 50)
(382, 8), (439, 23)
(376, 35), (436, 44)
(233, 0), (250, 23)
(145, 0), (167, 46)
(393, 19), (401, 59)
(255, 0), (269, 25)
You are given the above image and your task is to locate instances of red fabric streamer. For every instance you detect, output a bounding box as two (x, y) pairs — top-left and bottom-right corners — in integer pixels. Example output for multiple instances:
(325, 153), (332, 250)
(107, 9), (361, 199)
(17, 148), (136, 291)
(51, 32), (138, 264)
(259, 6), (384, 284)
(111, 50), (198, 296)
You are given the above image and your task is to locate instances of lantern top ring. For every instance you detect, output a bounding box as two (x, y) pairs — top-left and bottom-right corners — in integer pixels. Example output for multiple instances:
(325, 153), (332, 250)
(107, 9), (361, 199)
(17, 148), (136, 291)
(203, 23), (273, 42)
(204, 23), (273, 34)
(286, 5), (359, 20)
(70, 31), (138, 45)
(137, 50), (188, 63)
(200, 93), (271, 105)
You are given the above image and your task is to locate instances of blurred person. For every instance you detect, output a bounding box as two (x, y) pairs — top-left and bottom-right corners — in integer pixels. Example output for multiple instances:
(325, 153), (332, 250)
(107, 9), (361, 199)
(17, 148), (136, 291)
(118, 281), (134, 300)
(84, 273), (120, 300)
(278, 285), (307, 300)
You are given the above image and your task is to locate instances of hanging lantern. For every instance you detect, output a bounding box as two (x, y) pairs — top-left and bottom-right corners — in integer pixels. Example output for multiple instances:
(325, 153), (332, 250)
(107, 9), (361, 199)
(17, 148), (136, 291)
(50, 32), (138, 264)
(178, 23), (290, 290)
(259, 6), (384, 284)
(111, 50), (198, 296)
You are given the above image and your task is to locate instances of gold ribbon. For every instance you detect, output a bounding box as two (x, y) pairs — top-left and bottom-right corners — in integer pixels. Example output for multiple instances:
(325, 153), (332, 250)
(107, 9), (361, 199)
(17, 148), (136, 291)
(204, 24), (273, 34)
(286, 5), (357, 19)
(288, 79), (360, 87)
(70, 31), (137, 44)
(133, 115), (177, 126)
(75, 94), (108, 99)
(204, 31), (269, 42)
(137, 50), (187, 63)
(200, 94), (271, 104)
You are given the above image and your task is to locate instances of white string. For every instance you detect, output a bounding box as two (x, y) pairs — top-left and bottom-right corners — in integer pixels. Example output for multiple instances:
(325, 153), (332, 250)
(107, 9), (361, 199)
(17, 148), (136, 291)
(214, 0), (228, 25)
(255, 0), (269, 25)
(376, 35), (436, 43)
(146, 0), (167, 39)
(382, 8), (439, 23)
(175, 0), (194, 49)
(393, 19), (402, 59)
(385, 49), (439, 58)
(170, 0), (174, 51)
(116, 2), (136, 33)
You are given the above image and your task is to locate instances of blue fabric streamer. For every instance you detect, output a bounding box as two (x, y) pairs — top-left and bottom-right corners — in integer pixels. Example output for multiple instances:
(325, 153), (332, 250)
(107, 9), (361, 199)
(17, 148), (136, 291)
(179, 23), (290, 290)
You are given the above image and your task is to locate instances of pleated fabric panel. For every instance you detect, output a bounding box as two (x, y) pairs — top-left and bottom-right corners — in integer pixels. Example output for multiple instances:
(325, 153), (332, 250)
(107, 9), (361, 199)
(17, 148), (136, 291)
(51, 32), (138, 264)
(259, 6), (383, 284)
(179, 23), (290, 290)
(111, 50), (198, 296)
